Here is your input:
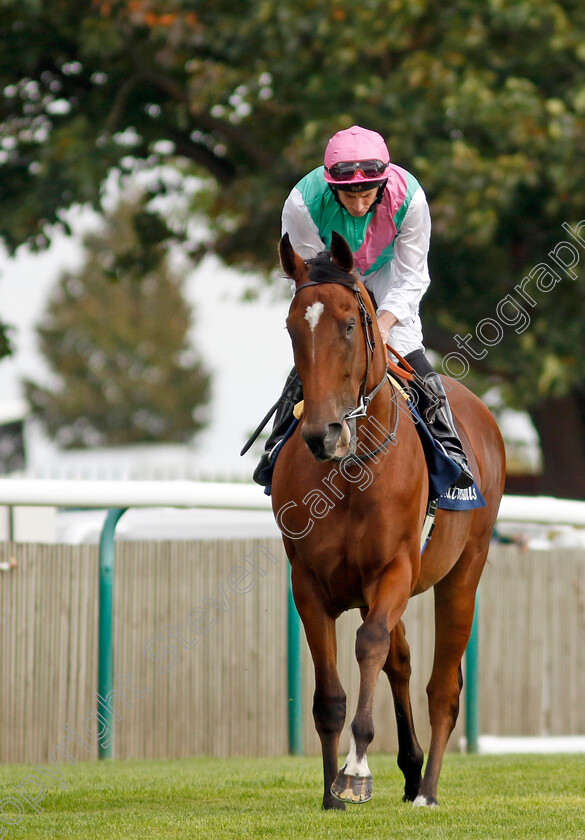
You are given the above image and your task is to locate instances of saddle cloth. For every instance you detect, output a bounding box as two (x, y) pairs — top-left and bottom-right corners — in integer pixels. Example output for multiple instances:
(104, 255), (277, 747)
(406, 399), (486, 511)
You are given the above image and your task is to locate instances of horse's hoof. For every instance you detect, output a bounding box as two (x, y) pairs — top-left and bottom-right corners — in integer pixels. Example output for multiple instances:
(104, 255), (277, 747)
(330, 770), (373, 804)
(413, 794), (438, 808)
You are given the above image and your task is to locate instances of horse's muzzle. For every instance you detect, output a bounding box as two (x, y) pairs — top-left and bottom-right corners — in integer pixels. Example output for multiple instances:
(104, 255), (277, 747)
(302, 419), (352, 461)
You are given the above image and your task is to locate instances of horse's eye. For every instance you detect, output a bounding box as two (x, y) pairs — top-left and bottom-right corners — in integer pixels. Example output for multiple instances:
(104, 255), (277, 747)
(346, 320), (356, 336)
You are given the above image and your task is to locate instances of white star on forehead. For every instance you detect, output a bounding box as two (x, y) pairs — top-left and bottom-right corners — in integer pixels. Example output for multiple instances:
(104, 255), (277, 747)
(304, 301), (324, 332)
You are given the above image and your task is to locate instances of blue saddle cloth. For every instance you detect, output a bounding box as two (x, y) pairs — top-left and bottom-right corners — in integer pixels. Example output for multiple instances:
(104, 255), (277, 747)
(407, 401), (485, 511)
(260, 402), (485, 512)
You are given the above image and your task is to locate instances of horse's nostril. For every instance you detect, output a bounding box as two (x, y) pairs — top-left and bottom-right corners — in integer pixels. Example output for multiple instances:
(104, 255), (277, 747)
(302, 422), (342, 460)
(304, 436), (325, 458)
(326, 422), (343, 446)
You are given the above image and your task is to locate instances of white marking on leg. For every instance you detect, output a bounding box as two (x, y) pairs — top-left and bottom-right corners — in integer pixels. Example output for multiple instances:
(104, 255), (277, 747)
(413, 794), (437, 808)
(304, 301), (324, 332)
(342, 732), (371, 777)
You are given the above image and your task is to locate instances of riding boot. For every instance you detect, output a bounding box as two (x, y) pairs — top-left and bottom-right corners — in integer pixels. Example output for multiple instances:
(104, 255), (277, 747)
(252, 368), (303, 486)
(404, 350), (475, 490)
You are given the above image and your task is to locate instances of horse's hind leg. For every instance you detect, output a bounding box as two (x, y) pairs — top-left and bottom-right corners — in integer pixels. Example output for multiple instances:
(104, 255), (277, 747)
(290, 566), (347, 810)
(383, 621), (424, 802)
(416, 557), (484, 807)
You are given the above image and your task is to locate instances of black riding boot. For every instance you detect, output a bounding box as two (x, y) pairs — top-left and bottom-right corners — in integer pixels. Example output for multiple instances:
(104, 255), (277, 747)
(252, 368), (303, 487)
(404, 350), (475, 490)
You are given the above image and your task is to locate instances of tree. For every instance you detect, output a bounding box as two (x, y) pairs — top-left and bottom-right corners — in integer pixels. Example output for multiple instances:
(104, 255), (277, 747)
(24, 196), (211, 447)
(3, 0), (585, 493)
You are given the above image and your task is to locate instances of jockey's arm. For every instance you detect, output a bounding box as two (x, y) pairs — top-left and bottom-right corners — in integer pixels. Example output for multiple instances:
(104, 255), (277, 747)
(376, 310), (398, 345)
(367, 188), (431, 338)
(281, 186), (325, 260)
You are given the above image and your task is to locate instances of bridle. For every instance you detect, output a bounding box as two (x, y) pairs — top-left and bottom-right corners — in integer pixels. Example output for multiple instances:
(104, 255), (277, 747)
(294, 278), (388, 418)
(240, 275), (399, 461)
(293, 277), (398, 458)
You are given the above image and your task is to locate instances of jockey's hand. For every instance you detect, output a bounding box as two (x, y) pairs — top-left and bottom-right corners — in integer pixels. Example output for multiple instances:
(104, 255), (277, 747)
(377, 310), (399, 346)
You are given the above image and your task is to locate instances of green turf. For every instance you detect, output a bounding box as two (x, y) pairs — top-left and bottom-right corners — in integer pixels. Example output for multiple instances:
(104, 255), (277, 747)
(1, 753), (584, 839)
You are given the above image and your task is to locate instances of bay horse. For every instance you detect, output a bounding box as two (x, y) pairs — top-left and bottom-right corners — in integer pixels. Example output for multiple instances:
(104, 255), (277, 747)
(270, 231), (505, 810)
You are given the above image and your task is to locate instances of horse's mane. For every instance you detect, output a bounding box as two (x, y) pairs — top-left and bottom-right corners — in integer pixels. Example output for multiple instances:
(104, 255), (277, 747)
(306, 251), (357, 288)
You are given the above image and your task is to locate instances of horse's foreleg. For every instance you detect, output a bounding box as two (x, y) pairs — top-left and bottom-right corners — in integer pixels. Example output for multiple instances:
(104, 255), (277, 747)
(330, 617), (388, 804)
(416, 570), (481, 808)
(332, 566), (411, 805)
(290, 566), (346, 810)
(383, 620), (424, 802)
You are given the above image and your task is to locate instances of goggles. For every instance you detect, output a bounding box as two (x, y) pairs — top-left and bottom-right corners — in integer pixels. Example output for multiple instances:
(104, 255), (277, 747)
(325, 159), (389, 181)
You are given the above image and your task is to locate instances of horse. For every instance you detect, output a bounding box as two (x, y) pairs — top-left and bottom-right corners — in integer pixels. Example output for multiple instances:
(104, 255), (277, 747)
(270, 231), (506, 811)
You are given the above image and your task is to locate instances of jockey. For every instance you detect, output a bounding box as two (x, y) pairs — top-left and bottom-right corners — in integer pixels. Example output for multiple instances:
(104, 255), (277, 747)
(254, 124), (474, 490)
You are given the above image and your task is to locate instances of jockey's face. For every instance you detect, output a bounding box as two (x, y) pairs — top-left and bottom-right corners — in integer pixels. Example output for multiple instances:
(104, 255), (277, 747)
(336, 188), (378, 217)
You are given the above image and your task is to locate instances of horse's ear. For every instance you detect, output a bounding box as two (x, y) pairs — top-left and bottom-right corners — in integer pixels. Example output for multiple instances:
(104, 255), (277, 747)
(279, 233), (306, 283)
(330, 230), (354, 273)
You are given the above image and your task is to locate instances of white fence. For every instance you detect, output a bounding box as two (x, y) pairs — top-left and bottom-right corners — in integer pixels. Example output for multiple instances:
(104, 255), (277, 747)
(1, 481), (584, 759)
(0, 479), (272, 510)
(0, 479), (583, 521)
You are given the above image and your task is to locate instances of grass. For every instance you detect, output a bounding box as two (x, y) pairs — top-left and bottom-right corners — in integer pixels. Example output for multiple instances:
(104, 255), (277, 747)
(1, 753), (585, 839)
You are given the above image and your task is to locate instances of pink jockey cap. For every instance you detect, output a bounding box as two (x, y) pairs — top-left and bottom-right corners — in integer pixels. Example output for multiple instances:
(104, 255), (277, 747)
(323, 125), (391, 188)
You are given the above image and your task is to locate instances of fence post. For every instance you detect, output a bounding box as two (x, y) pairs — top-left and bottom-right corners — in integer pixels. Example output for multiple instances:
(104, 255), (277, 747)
(98, 508), (127, 760)
(465, 588), (480, 754)
(287, 565), (303, 755)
